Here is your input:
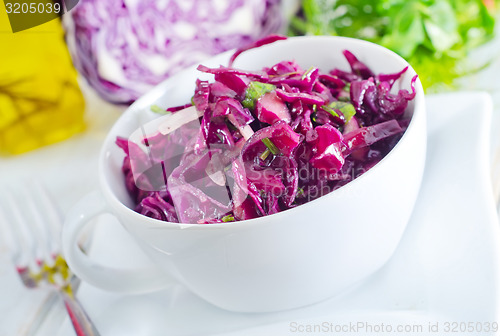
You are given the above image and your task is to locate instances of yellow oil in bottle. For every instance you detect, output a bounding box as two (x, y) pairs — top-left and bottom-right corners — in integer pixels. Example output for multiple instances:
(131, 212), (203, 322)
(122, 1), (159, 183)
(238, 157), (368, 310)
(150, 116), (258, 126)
(0, 8), (85, 155)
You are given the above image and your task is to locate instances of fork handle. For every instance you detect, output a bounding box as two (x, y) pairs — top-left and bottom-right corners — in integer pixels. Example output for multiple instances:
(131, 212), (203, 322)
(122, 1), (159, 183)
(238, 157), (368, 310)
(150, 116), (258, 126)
(59, 291), (100, 336)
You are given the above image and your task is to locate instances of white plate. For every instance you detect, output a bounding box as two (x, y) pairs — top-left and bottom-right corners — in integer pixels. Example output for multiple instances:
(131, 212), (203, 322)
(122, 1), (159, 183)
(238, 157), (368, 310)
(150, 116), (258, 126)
(54, 92), (500, 336)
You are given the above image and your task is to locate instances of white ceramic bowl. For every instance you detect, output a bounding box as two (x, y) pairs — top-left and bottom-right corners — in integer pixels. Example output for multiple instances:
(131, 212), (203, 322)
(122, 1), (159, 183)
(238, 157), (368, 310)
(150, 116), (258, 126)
(63, 36), (426, 313)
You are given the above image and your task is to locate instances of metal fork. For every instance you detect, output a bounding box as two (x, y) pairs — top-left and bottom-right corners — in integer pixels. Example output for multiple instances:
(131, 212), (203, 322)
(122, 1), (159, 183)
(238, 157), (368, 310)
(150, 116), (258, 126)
(0, 181), (100, 336)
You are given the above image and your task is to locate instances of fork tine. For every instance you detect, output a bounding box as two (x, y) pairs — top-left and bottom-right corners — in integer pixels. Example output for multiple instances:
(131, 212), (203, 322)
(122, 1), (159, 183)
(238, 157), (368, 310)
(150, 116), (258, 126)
(32, 180), (63, 256)
(23, 183), (55, 267)
(0, 202), (21, 266)
(3, 187), (42, 287)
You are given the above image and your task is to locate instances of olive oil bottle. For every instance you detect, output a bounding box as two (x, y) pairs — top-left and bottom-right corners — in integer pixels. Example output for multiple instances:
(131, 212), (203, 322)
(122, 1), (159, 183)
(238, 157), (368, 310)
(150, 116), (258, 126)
(0, 6), (85, 155)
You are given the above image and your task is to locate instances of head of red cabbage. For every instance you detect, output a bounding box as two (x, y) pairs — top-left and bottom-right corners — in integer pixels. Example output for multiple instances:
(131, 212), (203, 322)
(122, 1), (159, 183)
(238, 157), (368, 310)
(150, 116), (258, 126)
(116, 35), (418, 224)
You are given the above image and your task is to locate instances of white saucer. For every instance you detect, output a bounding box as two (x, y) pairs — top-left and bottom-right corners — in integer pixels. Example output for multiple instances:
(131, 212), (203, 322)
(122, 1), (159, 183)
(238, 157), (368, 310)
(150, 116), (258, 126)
(56, 92), (500, 336)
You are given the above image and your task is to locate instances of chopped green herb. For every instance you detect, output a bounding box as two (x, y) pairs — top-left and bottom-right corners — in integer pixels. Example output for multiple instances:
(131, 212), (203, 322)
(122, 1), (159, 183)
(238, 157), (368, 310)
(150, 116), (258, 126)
(338, 95), (350, 102)
(311, 112), (317, 123)
(301, 66), (315, 80)
(150, 104), (168, 115)
(296, 187), (305, 197)
(321, 105), (339, 118)
(260, 148), (271, 161)
(222, 215), (235, 222)
(261, 137), (280, 155)
(242, 81), (276, 110)
(269, 71), (300, 78)
(216, 133), (224, 142)
(328, 101), (356, 122)
(343, 82), (351, 93)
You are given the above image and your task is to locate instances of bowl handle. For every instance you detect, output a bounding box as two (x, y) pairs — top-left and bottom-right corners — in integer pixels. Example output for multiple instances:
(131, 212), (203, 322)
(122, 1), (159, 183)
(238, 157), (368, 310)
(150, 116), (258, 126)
(62, 191), (173, 293)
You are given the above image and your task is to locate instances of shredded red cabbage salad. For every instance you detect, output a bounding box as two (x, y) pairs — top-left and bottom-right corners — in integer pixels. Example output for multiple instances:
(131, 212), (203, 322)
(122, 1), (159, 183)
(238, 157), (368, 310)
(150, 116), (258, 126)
(116, 38), (418, 224)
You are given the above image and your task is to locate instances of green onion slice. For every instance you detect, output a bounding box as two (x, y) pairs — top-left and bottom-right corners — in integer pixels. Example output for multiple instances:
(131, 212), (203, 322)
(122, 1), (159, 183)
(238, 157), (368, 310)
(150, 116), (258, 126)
(261, 137), (280, 155)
